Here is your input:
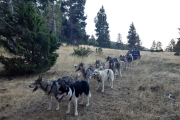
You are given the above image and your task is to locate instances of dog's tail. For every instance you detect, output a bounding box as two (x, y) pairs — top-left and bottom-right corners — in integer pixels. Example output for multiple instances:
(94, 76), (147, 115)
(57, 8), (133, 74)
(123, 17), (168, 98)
(88, 91), (91, 97)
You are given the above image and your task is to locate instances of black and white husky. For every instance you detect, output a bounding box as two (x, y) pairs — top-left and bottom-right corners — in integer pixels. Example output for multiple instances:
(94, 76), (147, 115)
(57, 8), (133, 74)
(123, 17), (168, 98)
(56, 80), (91, 116)
(29, 76), (73, 110)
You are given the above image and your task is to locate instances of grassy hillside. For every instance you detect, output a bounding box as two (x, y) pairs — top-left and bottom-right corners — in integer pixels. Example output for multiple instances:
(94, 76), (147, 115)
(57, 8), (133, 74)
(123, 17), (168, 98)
(0, 45), (180, 120)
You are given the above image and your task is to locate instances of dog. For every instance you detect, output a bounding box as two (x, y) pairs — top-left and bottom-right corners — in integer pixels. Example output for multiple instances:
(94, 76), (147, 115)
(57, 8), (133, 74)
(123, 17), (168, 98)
(56, 80), (91, 116)
(74, 62), (95, 83)
(95, 60), (105, 70)
(119, 55), (128, 70)
(106, 56), (118, 62)
(107, 57), (123, 79)
(93, 69), (114, 92)
(29, 76), (73, 110)
(126, 53), (133, 66)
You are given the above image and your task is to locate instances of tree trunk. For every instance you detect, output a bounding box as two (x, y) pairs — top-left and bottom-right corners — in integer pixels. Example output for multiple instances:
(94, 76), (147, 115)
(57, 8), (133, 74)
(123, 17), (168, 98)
(52, 5), (57, 36)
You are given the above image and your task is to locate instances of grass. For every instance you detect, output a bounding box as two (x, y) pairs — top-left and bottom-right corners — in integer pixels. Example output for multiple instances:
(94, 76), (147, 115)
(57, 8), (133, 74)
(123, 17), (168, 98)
(0, 45), (180, 120)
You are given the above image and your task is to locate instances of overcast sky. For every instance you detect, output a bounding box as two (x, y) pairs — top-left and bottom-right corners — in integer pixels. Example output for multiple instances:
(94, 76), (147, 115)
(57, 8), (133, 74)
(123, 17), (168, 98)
(84, 0), (180, 49)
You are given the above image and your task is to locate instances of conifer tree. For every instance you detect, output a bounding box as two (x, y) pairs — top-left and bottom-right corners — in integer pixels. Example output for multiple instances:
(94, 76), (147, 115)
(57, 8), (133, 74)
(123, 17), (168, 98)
(127, 22), (138, 49)
(156, 41), (162, 51)
(94, 6), (111, 48)
(166, 39), (176, 52)
(0, 1), (60, 75)
(88, 35), (96, 46)
(61, 0), (89, 45)
(150, 40), (156, 51)
(116, 33), (123, 49)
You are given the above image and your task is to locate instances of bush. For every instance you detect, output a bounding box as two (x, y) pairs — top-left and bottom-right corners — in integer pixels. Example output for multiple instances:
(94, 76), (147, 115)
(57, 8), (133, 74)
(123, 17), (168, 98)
(73, 46), (92, 57)
(174, 52), (180, 56)
(150, 49), (163, 52)
(96, 47), (103, 54)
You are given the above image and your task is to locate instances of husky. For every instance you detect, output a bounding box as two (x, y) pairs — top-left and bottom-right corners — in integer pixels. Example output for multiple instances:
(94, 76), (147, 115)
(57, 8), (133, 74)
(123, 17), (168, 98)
(56, 80), (91, 116)
(93, 69), (114, 92)
(119, 55), (128, 70)
(95, 60), (105, 70)
(74, 62), (95, 83)
(106, 56), (118, 62)
(126, 54), (133, 66)
(29, 76), (73, 110)
(107, 57), (123, 79)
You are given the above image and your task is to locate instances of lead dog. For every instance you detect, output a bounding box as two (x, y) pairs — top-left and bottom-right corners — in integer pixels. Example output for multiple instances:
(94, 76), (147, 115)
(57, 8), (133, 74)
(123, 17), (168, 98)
(29, 76), (73, 110)
(56, 80), (91, 116)
(93, 69), (114, 92)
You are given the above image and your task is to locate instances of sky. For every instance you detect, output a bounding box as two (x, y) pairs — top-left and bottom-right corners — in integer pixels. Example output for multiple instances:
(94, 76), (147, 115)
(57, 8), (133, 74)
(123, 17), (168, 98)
(84, 0), (180, 49)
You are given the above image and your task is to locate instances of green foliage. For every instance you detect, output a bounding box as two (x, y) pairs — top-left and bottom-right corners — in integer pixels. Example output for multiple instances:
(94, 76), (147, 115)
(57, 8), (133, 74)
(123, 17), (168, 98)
(0, 1), (60, 75)
(165, 39), (176, 52)
(127, 22), (138, 48)
(61, 0), (89, 45)
(174, 52), (180, 56)
(116, 33), (123, 49)
(150, 49), (163, 52)
(94, 6), (111, 48)
(174, 37), (180, 56)
(73, 46), (92, 57)
(96, 47), (103, 54)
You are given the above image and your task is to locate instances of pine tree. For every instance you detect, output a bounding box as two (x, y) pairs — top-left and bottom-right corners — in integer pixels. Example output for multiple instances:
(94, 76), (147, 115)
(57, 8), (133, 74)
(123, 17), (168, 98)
(61, 0), (89, 45)
(165, 39), (176, 52)
(156, 41), (162, 51)
(116, 33), (123, 49)
(136, 34), (142, 50)
(0, 1), (60, 75)
(94, 6), (111, 48)
(43, 1), (62, 38)
(88, 35), (96, 46)
(127, 22), (138, 49)
(150, 40), (156, 51)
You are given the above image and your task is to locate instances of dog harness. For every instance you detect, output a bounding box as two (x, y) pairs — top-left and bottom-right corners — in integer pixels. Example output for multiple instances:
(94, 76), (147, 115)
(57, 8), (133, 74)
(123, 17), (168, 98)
(107, 69), (109, 74)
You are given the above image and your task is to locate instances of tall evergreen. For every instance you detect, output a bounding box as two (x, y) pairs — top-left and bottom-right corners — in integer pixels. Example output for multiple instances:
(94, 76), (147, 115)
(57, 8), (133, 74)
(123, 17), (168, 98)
(116, 33), (123, 49)
(156, 41), (162, 50)
(0, 1), (60, 75)
(43, 1), (62, 39)
(94, 6), (111, 48)
(166, 39), (176, 52)
(61, 0), (89, 45)
(150, 40), (156, 51)
(127, 22), (138, 49)
(88, 34), (96, 46)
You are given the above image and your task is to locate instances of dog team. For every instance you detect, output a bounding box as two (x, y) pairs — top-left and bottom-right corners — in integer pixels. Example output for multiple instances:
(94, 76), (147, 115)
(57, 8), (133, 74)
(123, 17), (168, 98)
(29, 52), (137, 116)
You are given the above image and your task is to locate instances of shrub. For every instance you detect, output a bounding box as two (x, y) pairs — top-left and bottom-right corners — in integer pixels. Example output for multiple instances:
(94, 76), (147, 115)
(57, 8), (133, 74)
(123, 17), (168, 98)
(174, 52), (180, 56)
(73, 46), (92, 57)
(96, 47), (103, 54)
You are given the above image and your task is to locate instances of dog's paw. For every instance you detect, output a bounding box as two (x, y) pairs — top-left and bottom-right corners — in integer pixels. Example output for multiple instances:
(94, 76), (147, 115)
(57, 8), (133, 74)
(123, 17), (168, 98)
(66, 110), (70, 114)
(101, 90), (104, 92)
(86, 103), (89, 106)
(56, 107), (59, 110)
(111, 86), (113, 88)
(95, 88), (99, 90)
(74, 112), (78, 116)
(47, 108), (51, 111)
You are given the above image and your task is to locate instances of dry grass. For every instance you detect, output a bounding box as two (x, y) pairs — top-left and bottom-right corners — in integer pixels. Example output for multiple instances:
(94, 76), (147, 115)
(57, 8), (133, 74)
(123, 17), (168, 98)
(0, 45), (180, 120)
